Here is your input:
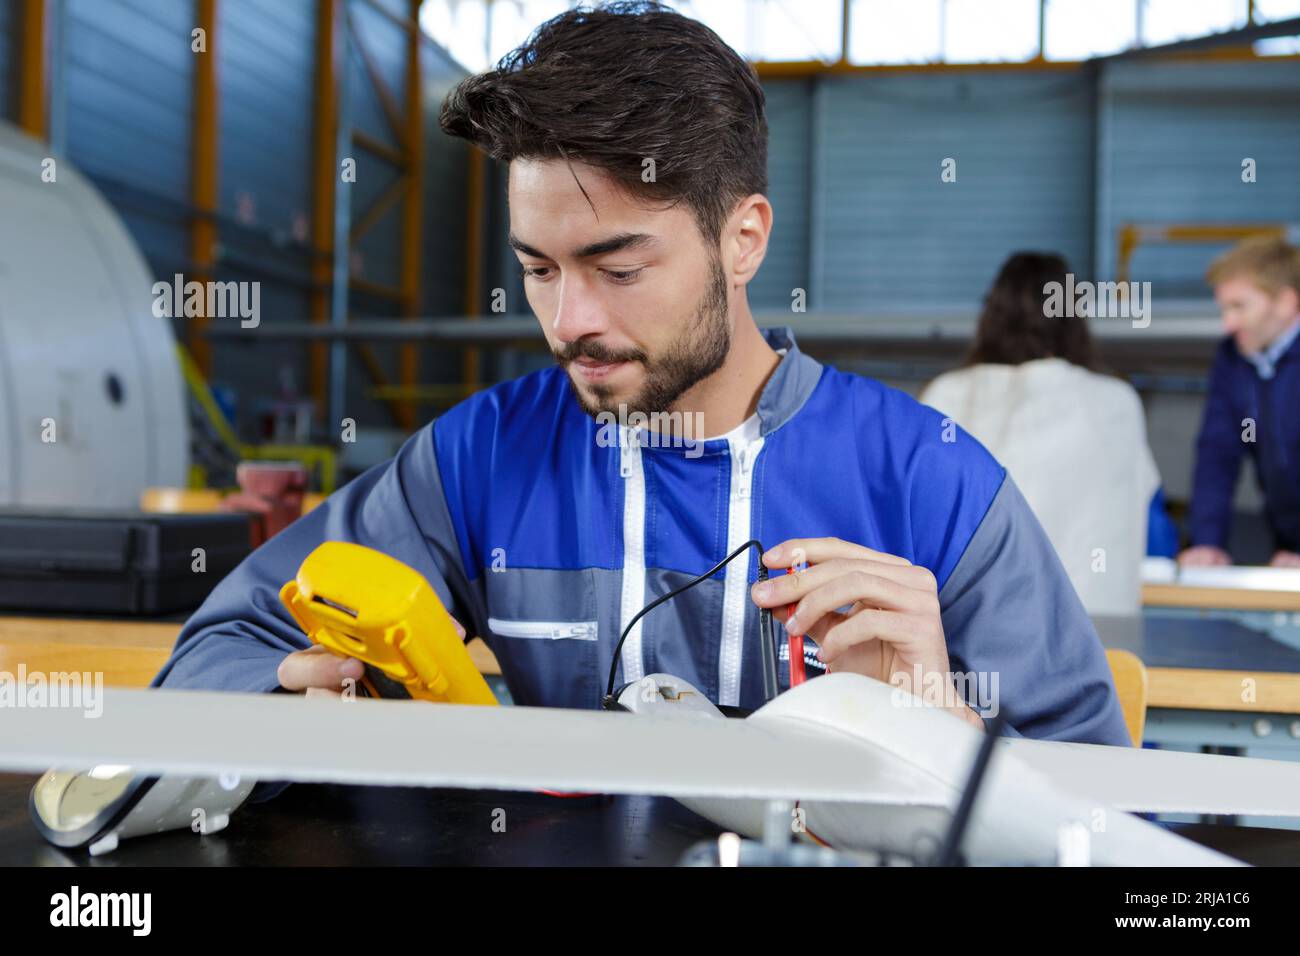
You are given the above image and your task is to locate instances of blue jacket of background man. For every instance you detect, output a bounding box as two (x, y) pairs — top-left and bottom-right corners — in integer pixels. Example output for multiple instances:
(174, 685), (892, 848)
(1189, 329), (1300, 554)
(154, 327), (1129, 748)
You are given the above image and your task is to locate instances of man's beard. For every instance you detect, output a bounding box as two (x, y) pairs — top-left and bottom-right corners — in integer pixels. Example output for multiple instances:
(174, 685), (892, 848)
(555, 256), (731, 419)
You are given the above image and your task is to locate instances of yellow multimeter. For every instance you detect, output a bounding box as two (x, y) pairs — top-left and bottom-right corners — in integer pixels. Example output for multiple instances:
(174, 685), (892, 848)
(280, 541), (497, 706)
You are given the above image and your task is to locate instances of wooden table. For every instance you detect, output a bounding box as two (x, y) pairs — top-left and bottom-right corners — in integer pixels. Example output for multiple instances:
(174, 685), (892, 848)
(1143, 583), (1300, 614)
(0, 615), (503, 688)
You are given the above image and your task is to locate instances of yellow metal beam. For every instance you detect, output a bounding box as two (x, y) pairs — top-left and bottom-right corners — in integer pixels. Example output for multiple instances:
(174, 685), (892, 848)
(354, 342), (410, 425)
(353, 128), (407, 168)
(1116, 222), (1290, 285)
(351, 276), (405, 302)
(350, 173), (408, 242)
(348, 7), (406, 141)
(754, 57), (1085, 78)
(18, 0), (50, 140)
(754, 43), (1286, 78)
(359, 0), (418, 35)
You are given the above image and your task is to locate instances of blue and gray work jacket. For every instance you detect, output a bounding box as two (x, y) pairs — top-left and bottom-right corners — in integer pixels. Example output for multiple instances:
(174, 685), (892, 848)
(153, 327), (1129, 746)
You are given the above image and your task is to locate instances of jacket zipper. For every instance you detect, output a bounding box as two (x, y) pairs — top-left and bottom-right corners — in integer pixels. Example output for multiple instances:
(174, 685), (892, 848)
(617, 426), (647, 685)
(719, 434), (764, 706)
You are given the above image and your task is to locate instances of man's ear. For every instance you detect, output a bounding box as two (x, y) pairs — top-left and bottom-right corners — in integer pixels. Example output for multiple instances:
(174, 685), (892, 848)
(726, 194), (773, 286)
(1279, 285), (1300, 319)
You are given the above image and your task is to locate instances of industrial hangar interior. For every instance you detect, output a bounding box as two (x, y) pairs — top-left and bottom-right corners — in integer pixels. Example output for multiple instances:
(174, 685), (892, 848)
(2, 0), (1300, 897)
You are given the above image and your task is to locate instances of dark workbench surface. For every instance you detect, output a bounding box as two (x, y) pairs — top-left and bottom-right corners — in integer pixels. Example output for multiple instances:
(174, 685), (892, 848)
(0, 773), (721, 866)
(5, 772), (1300, 866)
(1097, 614), (1300, 672)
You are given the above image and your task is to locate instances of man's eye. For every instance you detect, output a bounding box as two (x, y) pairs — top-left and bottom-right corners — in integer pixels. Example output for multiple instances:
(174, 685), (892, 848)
(602, 268), (643, 285)
(522, 266), (553, 280)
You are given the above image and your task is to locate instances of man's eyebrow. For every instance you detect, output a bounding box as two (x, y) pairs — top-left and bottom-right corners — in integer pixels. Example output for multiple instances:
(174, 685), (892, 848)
(507, 232), (658, 261)
(507, 234), (547, 259)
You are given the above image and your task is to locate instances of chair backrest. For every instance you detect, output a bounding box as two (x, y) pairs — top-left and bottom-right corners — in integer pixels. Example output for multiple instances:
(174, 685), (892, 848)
(1105, 648), (1149, 747)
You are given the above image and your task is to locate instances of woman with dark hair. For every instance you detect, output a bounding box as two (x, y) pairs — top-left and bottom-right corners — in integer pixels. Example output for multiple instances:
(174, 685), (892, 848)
(963, 253), (1095, 369)
(922, 252), (1174, 615)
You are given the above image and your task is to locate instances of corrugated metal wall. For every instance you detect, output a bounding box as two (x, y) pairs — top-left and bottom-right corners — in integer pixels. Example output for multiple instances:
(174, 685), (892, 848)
(348, 0), (406, 297)
(760, 70), (1097, 310)
(0, 0), (469, 438)
(1097, 58), (1300, 295)
(419, 43), (469, 319)
(63, 0), (194, 268)
(219, 0), (314, 235)
(755, 61), (1300, 310)
(340, 0), (469, 429)
(822, 71), (1095, 308)
(749, 77), (813, 309)
(207, 0), (316, 430)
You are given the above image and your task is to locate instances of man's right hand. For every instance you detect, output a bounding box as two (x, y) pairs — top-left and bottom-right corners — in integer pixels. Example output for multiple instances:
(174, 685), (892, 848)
(276, 616), (467, 699)
(277, 645), (366, 699)
(1178, 545), (1232, 567)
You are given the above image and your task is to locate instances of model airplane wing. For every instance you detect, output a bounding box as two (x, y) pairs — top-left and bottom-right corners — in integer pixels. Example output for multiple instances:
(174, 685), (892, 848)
(0, 686), (946, 807)
(8, 676), (1295, 866)
(999, 736), (1300, 817)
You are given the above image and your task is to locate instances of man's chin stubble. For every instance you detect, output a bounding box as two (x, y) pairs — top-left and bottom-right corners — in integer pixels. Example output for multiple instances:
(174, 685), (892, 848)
(568, 373), (624, 418)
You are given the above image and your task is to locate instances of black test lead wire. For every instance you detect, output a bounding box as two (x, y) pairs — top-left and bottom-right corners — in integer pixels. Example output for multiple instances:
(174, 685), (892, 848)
(602, 539), (779, 709)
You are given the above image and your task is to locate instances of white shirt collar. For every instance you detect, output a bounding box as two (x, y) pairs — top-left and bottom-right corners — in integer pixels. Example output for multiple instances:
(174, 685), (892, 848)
(1245, 319), (1300, 380)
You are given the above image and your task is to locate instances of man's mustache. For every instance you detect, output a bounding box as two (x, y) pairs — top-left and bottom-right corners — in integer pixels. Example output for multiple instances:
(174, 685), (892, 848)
(553, 340), (647, 365)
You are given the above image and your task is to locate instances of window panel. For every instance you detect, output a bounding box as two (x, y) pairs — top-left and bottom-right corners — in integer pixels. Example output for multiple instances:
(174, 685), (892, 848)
(1254, 0), (1300, 19)
(666, 1), (752, 59)
(944, 0), (1040, 62)
(1044, 0), (1138, 59)
(488, 1), (572, 66)
(756, 0), (843, 61)
(849, 0), (944, 64)
(1141, 0), (1247, 46)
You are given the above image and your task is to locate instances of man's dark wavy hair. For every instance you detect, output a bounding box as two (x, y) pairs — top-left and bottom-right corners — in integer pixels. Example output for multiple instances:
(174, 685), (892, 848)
(438, 1), (768, 246)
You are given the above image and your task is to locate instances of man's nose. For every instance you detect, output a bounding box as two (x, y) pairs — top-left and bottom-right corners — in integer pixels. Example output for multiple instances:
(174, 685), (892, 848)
(551, 275), (608, 344)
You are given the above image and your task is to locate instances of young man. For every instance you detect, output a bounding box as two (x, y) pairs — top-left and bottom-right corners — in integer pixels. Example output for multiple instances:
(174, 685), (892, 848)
(1180, 237), (1300, 569)
(154, 3), (1127, 746)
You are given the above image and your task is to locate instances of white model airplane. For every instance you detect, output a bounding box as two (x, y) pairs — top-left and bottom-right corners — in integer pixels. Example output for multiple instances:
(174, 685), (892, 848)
(7, 672), (1300, 865)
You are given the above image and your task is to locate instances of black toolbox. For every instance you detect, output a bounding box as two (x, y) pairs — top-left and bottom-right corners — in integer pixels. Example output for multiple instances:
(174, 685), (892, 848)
(0, 510), (253, 615)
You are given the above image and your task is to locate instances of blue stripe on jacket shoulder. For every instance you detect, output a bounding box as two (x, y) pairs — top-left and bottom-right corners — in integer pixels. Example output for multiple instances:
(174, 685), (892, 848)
(754, 366), (1006, 591)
